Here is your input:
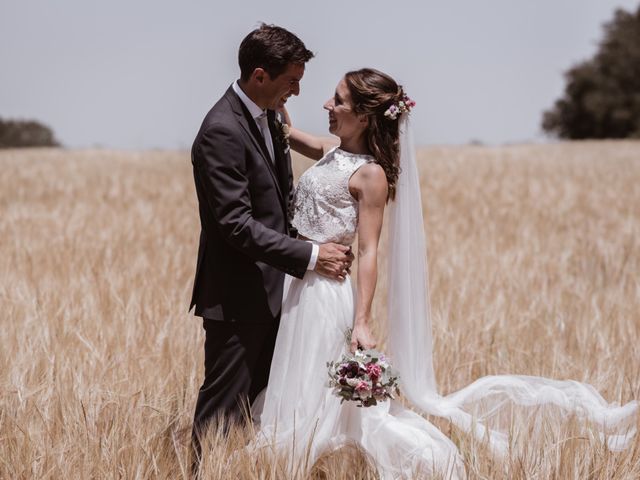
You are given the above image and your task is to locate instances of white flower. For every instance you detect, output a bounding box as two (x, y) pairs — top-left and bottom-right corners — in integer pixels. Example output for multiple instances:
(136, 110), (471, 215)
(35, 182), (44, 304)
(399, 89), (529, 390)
(346, 378), (360, 387)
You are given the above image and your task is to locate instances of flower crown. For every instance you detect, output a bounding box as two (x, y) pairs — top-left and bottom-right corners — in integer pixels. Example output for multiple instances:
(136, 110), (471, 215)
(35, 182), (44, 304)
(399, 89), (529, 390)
(383, 94), (416, 120)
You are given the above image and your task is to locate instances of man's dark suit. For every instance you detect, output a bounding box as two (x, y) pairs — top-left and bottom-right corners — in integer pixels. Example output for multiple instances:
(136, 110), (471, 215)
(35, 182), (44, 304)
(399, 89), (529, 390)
(190, 86), (312, 446)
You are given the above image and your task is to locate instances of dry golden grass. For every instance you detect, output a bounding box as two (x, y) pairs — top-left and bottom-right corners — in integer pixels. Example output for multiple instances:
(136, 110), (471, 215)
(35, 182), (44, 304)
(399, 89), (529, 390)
(1, 141), (639, 479)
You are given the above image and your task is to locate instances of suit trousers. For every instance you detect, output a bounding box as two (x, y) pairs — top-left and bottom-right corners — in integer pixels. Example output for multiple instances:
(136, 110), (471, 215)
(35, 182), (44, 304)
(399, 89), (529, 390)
(191, 317), (280, 459)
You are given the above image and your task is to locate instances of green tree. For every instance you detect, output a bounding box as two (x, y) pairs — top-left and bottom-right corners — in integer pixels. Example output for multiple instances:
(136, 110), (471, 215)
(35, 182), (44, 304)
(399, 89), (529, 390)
(0, 117), (60, 148)
(542, 6), (640, 139)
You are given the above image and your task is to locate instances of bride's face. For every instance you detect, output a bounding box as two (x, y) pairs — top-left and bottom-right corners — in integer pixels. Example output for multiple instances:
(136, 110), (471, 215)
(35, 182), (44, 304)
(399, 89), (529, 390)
(323, 78), (367, 141)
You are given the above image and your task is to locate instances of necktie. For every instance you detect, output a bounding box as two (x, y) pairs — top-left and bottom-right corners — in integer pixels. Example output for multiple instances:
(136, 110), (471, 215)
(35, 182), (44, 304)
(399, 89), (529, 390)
(256, 112), (275, 163)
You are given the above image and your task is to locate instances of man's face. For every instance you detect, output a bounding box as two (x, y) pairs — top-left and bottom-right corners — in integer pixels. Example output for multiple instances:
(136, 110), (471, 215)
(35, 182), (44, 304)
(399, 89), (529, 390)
(262, 63), (305, 110)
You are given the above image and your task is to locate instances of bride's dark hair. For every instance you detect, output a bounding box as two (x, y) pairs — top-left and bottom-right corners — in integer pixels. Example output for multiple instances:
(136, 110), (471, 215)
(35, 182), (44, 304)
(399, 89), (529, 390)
(344, 68), (404, 201)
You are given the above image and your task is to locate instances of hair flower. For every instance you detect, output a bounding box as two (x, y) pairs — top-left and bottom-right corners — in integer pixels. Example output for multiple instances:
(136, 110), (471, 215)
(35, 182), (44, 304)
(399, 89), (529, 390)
(384, 94), (416, 120)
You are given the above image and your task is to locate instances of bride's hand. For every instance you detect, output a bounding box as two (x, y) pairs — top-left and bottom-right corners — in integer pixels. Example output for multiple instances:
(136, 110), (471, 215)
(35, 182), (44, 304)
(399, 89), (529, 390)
(277, 106), (292, 126)
(350, 323), (376, 353)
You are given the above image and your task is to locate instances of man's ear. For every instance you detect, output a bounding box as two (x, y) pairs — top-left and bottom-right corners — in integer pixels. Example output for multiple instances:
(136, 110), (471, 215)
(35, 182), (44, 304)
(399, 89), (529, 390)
(252, 67), (267, 85)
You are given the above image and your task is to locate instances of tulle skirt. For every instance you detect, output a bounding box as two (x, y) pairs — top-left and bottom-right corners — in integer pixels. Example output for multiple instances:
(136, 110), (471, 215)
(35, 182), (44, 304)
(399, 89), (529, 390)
(252, 272), (465, 479)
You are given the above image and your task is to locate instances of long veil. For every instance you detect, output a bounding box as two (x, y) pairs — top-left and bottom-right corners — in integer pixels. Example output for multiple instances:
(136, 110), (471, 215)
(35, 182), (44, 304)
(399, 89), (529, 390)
(386, 115), (638, 458)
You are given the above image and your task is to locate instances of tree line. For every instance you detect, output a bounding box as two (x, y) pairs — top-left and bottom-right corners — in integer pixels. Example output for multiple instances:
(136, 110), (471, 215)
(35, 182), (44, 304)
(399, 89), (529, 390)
(0, 118), (60, 148)
(543, 5), (640, 139)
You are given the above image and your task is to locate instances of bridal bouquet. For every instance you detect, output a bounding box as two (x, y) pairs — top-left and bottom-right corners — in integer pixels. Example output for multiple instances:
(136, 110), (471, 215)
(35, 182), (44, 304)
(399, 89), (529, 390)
(327, 333), (400, 407)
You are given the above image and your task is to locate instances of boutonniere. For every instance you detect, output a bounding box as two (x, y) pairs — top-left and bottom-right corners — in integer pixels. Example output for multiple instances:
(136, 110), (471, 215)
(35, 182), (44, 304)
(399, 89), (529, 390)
(276, 120), (291, 153)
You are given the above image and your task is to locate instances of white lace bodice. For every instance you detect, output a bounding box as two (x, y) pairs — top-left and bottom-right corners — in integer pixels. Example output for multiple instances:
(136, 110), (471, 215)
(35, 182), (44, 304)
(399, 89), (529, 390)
(291, 147), (373, 245)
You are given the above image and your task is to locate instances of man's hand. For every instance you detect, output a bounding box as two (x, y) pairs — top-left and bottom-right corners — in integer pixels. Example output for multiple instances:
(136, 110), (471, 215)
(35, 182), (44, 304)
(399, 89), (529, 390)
(350, 323), (376, 353)
(314, 243), (354, 281)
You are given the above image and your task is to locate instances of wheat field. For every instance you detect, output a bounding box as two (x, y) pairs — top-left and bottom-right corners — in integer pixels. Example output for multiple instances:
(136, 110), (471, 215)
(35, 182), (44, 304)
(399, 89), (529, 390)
(1, 142), (639, 479)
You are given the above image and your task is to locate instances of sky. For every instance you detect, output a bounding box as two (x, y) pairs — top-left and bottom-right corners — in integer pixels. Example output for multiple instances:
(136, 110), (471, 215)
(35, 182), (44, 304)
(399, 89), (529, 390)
(1, 0), (639, 149)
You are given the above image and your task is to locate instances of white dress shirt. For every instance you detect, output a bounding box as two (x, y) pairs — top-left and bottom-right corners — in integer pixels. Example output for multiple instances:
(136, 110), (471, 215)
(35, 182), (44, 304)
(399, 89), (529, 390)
(232, 81), (319, 271)
(232, 81), (274, 162)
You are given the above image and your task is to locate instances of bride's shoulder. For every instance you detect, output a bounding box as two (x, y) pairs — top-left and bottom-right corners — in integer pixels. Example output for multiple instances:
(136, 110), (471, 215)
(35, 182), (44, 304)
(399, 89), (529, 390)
(350, 161), (388, 199)
(355, 161), (386, 181)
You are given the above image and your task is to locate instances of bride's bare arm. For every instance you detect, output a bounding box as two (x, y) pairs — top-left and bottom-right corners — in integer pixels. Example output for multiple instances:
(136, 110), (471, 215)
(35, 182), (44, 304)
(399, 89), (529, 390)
(348, 162), (388, 352)
(279, 107), (338, 160)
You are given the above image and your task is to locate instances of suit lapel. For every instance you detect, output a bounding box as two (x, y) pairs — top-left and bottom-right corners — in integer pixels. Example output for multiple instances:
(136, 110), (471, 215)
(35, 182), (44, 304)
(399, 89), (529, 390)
(223, 88), (285, 205)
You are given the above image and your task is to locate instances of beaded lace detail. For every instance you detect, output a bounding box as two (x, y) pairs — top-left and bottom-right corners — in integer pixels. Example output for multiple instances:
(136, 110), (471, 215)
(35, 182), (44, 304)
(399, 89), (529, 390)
(291, 147), (373, 245)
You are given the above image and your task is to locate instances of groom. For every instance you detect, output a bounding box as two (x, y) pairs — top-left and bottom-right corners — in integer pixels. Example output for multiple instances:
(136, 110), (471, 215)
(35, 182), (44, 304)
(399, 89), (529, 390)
(189, 24), (353, 458)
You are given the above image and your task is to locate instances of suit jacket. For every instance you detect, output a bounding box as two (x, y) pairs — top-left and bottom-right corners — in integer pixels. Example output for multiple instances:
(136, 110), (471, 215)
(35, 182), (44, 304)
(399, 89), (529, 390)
(190, 86), (312, 322)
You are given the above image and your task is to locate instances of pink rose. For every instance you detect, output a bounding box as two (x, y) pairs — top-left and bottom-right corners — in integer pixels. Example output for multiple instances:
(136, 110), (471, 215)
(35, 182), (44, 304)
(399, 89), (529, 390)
(366, 363), (382, 380)
(355, 381), (371, 397)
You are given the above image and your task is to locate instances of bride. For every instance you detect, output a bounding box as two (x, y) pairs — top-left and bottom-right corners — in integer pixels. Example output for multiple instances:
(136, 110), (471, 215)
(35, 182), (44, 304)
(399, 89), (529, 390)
(251, 68), (638, 479)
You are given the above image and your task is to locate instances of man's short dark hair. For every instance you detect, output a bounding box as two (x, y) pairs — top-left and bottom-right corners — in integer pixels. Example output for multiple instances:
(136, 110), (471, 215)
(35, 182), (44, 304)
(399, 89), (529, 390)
(238, 24), (314, 81)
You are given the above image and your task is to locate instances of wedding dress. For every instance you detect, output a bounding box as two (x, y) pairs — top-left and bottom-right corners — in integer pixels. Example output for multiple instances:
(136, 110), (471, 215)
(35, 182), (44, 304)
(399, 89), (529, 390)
(252, 121), (638, 479)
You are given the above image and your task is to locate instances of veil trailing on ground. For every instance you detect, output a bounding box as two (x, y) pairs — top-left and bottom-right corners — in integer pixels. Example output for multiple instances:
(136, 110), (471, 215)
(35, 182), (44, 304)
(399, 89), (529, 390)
(386, 115), (638, 457)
